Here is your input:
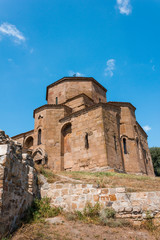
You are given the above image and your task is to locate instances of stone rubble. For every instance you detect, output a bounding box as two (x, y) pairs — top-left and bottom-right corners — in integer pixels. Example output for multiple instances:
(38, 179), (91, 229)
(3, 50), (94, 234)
(0, 130), (39, 238)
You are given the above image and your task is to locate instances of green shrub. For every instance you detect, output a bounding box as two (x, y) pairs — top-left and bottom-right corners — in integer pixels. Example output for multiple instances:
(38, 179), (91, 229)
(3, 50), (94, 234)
(150, 147), (160, 176)
(143, 219), (156, 232)
(145, 210), (153, 220)
(75, 210), (85, 220)
(100, 207), (116, 220)
(25, 197), (62, 223)
(83, 202), (101, 218)
(36, 166), (56, 183)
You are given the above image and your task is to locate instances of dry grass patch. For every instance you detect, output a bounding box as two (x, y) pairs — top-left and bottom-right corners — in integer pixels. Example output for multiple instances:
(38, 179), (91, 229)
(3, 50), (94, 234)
(36, 166), (60, 183)
(11, 219), (159, 240)
(58, 171), (160, 192)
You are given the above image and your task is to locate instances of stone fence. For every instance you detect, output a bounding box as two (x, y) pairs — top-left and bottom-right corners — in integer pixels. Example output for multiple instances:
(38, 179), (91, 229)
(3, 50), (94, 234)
(41, 181), (160, 223)
(0, 130), (38, 238)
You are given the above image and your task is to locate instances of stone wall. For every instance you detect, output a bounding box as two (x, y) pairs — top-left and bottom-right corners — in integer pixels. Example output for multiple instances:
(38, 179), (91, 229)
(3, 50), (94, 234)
(33, 105), (72, 169)
(64, 94), (94, 113)
(136, 122), (154, 176)
(102, 105), (124, 172)
(118, 104), (141, 174)
(47, 78), (107, 105)
(41, 181), (160, 223)
(110, 102), (154, 176)
(0, 130), (38, 238)
(60, 105), (108, 171)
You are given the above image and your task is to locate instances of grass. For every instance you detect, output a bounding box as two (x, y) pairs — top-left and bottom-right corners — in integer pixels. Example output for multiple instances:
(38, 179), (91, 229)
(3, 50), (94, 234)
(64, 202), (127, 227)
(11, 200), (160, 240)
(36, 166), (160, 192)
(59, 171), (160, 192)
(64, 202), (160, 239)
(36, 166), (58, 183)
(24, 197), (62, 223)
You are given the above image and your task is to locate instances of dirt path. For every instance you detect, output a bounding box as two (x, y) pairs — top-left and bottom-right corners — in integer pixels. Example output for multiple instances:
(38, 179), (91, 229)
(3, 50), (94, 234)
(12, 218), (156, 240)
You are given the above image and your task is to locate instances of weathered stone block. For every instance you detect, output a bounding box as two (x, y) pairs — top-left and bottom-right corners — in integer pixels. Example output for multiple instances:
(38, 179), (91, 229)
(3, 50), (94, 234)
(93, 195), (99, 202)
(109, 194), (117, 201)
(0, 145), (9, 156)
(72, 202), (77, 210)
(101, 189), (108, 194)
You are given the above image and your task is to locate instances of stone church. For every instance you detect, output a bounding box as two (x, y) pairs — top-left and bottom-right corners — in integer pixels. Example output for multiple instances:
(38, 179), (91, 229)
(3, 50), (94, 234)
(12, 77), (154, 176)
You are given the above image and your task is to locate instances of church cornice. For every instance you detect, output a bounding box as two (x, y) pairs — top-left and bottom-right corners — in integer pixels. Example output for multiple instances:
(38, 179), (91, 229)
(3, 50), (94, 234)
(33, 104), (72, 118)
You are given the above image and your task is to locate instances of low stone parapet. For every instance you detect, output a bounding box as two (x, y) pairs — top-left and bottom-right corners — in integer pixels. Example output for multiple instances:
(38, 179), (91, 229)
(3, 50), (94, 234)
(41, 181), (160, 222)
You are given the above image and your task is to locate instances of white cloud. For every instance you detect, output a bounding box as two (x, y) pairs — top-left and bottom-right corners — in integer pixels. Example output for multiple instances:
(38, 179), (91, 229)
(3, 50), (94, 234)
(152, 65), (155, 71)
(30, 48), (34, 54)
(116, 0), (132, 15)
(104, 59), (115, 77)
(69, 71), (84, 77)
(0, 22), (25, 44)
(143, 125), (151, 132)
(8, 58), (13, 62)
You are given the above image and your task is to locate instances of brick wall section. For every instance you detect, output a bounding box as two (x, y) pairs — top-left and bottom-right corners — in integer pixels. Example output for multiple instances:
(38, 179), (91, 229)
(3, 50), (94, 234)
(41, 181), (160, 222)
(0, 130), (38, 238)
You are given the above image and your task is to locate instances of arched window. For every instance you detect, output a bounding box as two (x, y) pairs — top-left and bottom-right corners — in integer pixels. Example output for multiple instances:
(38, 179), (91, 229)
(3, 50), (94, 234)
(123, 138), (127, 154)
(24, 136), (33, 149)
(85, 133), (89, 149)
(61, 123), (72, 156)
(38, 129), (42, 145)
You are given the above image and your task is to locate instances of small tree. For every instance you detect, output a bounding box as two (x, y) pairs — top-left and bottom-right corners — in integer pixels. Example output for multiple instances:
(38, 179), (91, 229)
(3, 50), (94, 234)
(150, 147), (160, 176)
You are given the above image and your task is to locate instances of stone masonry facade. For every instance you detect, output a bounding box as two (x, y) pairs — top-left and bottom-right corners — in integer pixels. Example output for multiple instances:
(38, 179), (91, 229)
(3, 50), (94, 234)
(12, 77), (154, 176)
(0, 130), (38, 238)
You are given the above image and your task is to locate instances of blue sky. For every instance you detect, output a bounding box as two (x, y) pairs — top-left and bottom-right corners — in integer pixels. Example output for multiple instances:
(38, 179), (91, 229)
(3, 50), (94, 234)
(0, 0), (160, 147)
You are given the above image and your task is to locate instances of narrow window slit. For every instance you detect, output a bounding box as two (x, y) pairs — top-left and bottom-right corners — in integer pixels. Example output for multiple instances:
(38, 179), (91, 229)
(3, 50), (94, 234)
(114, 135), (117, 152)
(123, 138), (127, 154)
(85, 133), (89, 149)
(38, 129), (42, 145)
(56, 97), (58, 105)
